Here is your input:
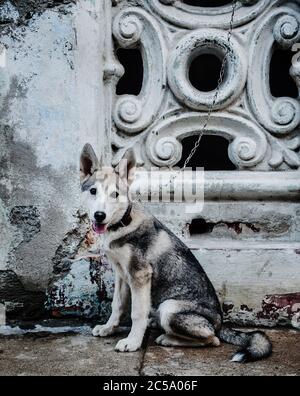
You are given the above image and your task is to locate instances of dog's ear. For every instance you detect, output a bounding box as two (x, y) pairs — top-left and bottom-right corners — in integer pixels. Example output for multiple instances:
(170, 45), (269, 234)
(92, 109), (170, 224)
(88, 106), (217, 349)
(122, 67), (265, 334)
(80, 144), (100, 183)
(116, 149), (136, 186)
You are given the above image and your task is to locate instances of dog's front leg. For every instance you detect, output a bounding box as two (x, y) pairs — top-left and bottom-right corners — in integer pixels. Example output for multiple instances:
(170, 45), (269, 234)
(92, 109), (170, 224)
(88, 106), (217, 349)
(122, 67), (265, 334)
(115, 281), (151, 352)
(93, 273), (129, 337)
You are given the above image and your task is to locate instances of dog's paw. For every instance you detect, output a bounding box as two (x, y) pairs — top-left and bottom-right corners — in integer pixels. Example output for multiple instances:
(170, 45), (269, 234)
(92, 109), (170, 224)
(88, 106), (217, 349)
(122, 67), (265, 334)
(92, 325), (116, 337)
(155, 334), (172, 347)
(115, 338), (141, 352)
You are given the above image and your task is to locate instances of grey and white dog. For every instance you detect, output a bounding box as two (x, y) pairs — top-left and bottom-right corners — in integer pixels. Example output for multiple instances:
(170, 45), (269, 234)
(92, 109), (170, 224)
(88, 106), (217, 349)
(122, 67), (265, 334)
(80, 144), (272, 363)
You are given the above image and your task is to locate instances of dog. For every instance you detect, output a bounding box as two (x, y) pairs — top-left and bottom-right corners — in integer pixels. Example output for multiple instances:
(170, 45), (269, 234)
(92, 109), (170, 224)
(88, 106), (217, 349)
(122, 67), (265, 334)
(80, 143), (272, 362)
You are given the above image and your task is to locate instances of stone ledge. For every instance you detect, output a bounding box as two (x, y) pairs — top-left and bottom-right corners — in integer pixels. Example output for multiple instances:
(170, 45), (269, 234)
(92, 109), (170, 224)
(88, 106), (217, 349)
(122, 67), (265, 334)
(136, 171), (300, 201)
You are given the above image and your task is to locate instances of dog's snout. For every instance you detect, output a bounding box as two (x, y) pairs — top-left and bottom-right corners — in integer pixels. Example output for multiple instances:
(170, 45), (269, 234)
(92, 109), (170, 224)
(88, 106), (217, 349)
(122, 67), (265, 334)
(94, 211), (106, 223)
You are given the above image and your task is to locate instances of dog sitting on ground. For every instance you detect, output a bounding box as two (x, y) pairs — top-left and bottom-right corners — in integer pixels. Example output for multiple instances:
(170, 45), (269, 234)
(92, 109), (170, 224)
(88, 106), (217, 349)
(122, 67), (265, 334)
(80, 143), (272, 362)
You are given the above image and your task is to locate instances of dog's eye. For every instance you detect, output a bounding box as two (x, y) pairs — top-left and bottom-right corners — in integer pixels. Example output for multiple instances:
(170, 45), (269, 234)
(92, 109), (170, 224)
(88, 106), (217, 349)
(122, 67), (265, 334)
(110, 191), (119, 199)
(90, 188), (97, 196)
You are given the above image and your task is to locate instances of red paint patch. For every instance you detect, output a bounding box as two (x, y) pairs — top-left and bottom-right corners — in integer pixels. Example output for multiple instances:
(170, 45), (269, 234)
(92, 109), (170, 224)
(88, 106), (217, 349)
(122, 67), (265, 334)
(258, 293), (300, 320)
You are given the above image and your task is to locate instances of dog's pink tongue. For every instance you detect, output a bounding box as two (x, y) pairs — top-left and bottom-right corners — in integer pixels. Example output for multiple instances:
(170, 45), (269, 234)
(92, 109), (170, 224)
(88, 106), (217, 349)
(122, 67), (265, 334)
(92, 223), (107, 235)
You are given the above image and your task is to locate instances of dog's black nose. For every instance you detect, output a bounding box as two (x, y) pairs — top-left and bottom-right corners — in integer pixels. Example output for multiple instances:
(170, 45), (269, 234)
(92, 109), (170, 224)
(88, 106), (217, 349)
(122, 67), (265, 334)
(94, 211), (106, 223)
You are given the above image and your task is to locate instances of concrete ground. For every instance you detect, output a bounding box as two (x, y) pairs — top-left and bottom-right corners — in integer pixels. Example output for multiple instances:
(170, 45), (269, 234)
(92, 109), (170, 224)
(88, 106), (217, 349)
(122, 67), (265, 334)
(0, 324), (299, 376)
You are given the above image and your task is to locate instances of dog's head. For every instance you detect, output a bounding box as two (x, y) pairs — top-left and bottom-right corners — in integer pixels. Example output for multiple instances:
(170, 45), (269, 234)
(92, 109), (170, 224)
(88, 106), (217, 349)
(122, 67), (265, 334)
(80, 144), (136, 234)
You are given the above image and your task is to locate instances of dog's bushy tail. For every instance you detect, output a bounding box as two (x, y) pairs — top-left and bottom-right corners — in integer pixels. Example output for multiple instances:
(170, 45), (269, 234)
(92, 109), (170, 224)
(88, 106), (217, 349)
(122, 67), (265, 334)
(219, 327), (272, 363)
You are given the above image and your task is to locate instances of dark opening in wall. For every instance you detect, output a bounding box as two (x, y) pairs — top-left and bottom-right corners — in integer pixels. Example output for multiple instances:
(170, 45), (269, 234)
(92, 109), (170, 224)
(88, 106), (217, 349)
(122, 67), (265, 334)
(189, 218), (214, 235)
(176, 135), (236, 170)
(116, 48), (144, 96)
(189, 219), (262, 236)
(183, 0), (233, 6)
(189, 54), (223, 92)
(270, 48), (298, 99)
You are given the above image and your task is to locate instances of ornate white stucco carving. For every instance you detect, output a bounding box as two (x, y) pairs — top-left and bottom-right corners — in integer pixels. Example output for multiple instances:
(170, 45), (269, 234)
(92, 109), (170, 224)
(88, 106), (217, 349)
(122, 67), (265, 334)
(112, 7), (167, 134)
(145, 112), (268, 169)
(109, 0), (300, 171)
(247, 7), (300, 136)
(168, 29), (247, 111)
(147, 0), (272, 30)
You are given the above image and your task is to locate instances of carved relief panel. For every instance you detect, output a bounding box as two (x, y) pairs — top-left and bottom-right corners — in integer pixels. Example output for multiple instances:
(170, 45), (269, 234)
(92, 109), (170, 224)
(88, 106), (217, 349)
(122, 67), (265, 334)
(105, 0), (300, 171)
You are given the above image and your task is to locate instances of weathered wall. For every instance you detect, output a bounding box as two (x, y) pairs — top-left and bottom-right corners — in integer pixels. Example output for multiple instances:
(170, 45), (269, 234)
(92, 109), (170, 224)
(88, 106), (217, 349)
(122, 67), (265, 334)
(0, 0), (300, 330)
(0, 0), (106, 319)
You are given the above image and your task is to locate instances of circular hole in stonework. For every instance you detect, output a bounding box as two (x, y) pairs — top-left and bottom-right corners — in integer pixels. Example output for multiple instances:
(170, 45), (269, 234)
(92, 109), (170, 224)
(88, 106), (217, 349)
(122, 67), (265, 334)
(183, 0), (233, 6)
(189, 53), (223, 92)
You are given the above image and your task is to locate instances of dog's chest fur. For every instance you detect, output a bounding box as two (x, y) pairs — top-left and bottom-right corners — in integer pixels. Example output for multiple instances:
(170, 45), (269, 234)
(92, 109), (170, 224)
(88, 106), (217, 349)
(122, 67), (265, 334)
(98, 213), (169, 284)
(98, 224), (137, 281)
(99, 233), (130, 264)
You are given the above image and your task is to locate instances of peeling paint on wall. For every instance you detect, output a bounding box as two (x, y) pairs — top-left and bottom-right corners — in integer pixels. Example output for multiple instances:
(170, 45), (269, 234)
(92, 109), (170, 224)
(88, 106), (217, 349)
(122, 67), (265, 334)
(47, 257), (114, 320)
(223, 293), (300, 329)
(259, 293), (300, 325)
